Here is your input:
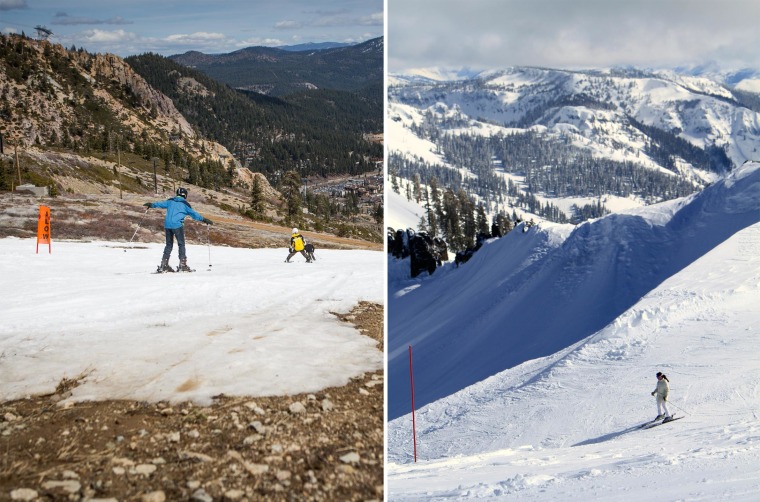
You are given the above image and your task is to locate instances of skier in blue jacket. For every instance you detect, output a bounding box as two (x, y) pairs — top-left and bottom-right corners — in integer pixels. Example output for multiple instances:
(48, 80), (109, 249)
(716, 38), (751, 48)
(144, 187), (213, 272)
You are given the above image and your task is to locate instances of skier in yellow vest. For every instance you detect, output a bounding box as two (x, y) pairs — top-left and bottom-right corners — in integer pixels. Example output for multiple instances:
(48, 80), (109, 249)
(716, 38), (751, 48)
(285, 228), (311, 263)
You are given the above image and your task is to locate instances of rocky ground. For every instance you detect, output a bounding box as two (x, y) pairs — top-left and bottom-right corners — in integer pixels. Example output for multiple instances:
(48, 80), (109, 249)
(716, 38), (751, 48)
(0, 302), (384, 502)
(0, 147), (383, 250)
(0, 192), (381, 252)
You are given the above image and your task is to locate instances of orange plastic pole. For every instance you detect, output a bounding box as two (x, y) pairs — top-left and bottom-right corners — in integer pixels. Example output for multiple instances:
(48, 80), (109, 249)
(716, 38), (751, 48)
(37, 205), (51, 254)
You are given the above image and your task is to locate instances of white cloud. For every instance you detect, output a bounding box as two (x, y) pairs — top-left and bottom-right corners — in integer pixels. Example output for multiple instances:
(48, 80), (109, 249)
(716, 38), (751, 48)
(389, 0), (760, 71)
(359, 12), (383, 26)
(164, 32), (227, 44)
(275, 20), (302, 30)
(0, 0), (27, 11)
(52, 12), (133, 26)
(236, 37), (287, 48)
(80, 29), (137, 44)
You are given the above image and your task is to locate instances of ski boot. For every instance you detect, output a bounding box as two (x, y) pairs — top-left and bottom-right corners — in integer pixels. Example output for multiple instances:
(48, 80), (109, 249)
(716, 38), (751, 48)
(178, 258), (194, 272)
(157, 258), (175, 273)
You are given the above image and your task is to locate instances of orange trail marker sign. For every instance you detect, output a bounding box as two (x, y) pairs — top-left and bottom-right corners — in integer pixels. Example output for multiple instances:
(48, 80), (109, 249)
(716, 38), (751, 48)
(37, 205), (51, 254)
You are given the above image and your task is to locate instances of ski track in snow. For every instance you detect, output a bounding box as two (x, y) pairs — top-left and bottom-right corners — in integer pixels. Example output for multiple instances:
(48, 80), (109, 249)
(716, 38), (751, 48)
(0, 240), (383, 405)
(387, 163), (760, 500)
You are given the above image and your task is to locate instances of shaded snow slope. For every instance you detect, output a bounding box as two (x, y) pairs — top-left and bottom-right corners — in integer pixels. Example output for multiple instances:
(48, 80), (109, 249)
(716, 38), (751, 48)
(387, 165), (760, 501)
(388, 163), (760, 420)
(0, 242), (383, 404)
(386, 188), (426, 234)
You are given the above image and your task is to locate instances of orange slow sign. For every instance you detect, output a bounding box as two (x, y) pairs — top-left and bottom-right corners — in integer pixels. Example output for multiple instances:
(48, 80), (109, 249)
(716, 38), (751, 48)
(37, 205), (51, 254)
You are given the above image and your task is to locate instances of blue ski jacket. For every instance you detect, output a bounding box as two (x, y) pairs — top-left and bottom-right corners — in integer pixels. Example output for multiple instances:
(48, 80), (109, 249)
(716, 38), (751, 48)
(149, 197), (205, 229)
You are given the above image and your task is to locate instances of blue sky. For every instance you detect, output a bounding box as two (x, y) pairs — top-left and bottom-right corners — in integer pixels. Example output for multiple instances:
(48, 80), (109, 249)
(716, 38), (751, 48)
(0, 0), (383, 56)
(389, 0), (760, 73)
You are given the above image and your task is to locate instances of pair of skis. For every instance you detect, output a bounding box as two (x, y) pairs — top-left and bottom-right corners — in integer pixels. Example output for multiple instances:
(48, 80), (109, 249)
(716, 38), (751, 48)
(639, 415), (682, 429)
(153, 266), (195, 274)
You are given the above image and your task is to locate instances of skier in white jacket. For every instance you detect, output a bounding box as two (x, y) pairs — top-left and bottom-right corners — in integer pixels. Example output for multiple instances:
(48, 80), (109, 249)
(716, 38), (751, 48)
(651, 371), (672, 421)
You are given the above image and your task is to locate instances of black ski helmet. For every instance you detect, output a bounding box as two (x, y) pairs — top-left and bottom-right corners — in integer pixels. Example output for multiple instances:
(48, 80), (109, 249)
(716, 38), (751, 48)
(176, 187), (188, 198)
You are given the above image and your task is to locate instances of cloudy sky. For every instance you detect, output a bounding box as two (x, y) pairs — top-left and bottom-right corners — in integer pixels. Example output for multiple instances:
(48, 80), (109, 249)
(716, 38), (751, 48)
(0, 0), (382, 56)
(388, 0), (760, 73)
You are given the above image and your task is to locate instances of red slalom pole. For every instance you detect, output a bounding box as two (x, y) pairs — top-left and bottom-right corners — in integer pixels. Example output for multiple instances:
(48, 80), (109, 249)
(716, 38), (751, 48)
(409, 345), (417, 463)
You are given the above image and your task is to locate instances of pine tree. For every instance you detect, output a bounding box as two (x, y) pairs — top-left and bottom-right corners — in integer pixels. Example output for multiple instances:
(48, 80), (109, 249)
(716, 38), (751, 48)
(250, 174), (265, 219)
(0, 158), (9, 190)
(280, 170), (303, 225)
(458, 189), (476, 248)
(429, 176), (444, 235)
(442, 188), (463, 250)
(476, 203), (489, 235)
(390, 169), (400, 194)
(500, 213), (514, 234)
(373, 203), (383, 225)
(424, 189), (438, 237)
(417, 215), (427, 233)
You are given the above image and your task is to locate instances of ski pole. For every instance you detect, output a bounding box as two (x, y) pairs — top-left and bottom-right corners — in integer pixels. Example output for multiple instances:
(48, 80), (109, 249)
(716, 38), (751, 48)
(668, 400), (690, 416)
(207, 223), (212, 270)
(125, 206), (150, 252)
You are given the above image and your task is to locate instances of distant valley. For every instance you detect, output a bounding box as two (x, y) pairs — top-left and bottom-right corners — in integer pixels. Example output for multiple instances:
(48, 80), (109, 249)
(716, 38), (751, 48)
(388, 66), (760, 248)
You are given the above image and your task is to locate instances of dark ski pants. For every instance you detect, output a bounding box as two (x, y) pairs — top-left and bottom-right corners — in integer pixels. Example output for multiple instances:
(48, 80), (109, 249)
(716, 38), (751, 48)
(286, 250), (310, 262)
(162, 227), (186, 261)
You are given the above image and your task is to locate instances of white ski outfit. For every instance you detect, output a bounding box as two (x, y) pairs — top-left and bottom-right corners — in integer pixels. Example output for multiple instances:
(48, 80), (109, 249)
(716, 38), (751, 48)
(652, 376), (671, 419)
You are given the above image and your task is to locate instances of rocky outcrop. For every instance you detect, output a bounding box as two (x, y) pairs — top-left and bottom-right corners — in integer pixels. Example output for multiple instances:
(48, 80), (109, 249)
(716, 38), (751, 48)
(0, 35), (234, 163)
(82, 51), (195, 138)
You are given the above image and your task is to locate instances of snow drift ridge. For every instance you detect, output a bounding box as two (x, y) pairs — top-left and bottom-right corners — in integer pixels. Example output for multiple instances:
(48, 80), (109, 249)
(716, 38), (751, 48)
(388, 162), (760, 420)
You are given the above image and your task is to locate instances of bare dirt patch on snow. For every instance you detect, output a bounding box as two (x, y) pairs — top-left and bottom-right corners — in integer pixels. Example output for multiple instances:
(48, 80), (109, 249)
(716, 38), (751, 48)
(0, 302), (383, 501)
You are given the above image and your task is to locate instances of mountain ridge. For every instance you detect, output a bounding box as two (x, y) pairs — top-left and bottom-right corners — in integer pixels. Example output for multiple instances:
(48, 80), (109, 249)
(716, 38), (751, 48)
(388, 65), (760, 232)
(0, 33), (383, 245)
(170, 37), (383, 96)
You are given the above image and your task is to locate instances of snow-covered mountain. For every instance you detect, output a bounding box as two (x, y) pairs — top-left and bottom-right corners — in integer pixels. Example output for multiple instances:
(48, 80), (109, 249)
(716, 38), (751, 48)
(387, 162), (760, 500)
(388, 66), (760, 224)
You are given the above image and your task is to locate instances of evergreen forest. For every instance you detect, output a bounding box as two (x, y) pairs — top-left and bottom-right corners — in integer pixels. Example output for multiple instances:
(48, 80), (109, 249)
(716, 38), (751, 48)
(126, 53), (383, 185)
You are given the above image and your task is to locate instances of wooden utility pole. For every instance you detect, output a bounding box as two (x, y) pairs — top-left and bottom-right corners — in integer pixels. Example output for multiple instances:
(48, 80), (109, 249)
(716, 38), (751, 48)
(117, 141), (123, 199)
(152, 157), (159, 194)
(15, 143), (21, 186)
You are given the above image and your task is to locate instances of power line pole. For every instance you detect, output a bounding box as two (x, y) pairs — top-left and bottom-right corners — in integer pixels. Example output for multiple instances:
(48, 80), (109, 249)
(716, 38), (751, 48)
(15, 143), (21, 186)
(152, 157), (159, 194)
(117, 139), (123, 199)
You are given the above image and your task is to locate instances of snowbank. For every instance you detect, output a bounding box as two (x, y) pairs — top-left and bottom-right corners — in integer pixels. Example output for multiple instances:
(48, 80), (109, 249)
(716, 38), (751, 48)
(387, 165), (760, 500)
(0, 241), (383, 405)
(388, 163), (760, 420)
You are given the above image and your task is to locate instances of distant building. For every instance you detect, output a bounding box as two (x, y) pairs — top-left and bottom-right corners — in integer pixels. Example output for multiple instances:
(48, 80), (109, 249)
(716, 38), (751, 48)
(16, 184), (49, 197)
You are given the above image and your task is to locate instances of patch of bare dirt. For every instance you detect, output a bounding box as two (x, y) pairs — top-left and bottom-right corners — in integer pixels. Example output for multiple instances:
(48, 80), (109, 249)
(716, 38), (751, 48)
(0, 302), (384, 501)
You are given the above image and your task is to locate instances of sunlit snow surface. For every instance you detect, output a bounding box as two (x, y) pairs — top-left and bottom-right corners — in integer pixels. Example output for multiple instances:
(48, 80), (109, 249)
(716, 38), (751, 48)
(387, 163), (760, 500)
(0, 242), (383, 405)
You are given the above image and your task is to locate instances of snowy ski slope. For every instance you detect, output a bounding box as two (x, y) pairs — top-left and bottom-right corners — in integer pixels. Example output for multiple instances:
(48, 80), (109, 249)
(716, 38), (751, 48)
(387, 163), (760, 500)
(0, 243), (383, 404)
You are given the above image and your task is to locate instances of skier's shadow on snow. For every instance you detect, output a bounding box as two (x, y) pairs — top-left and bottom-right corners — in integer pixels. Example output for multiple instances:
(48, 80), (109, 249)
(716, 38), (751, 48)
(572, 425), (642, 447)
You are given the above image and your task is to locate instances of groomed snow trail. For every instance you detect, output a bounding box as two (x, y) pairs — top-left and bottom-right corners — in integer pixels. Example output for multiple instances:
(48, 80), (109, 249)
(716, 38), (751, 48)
(0, 241), (383, 405)
(387, 163), (760, 500)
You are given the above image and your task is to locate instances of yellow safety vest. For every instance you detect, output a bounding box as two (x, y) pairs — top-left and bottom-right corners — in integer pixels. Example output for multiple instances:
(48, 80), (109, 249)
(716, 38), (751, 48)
(292, 234), (305, 251)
